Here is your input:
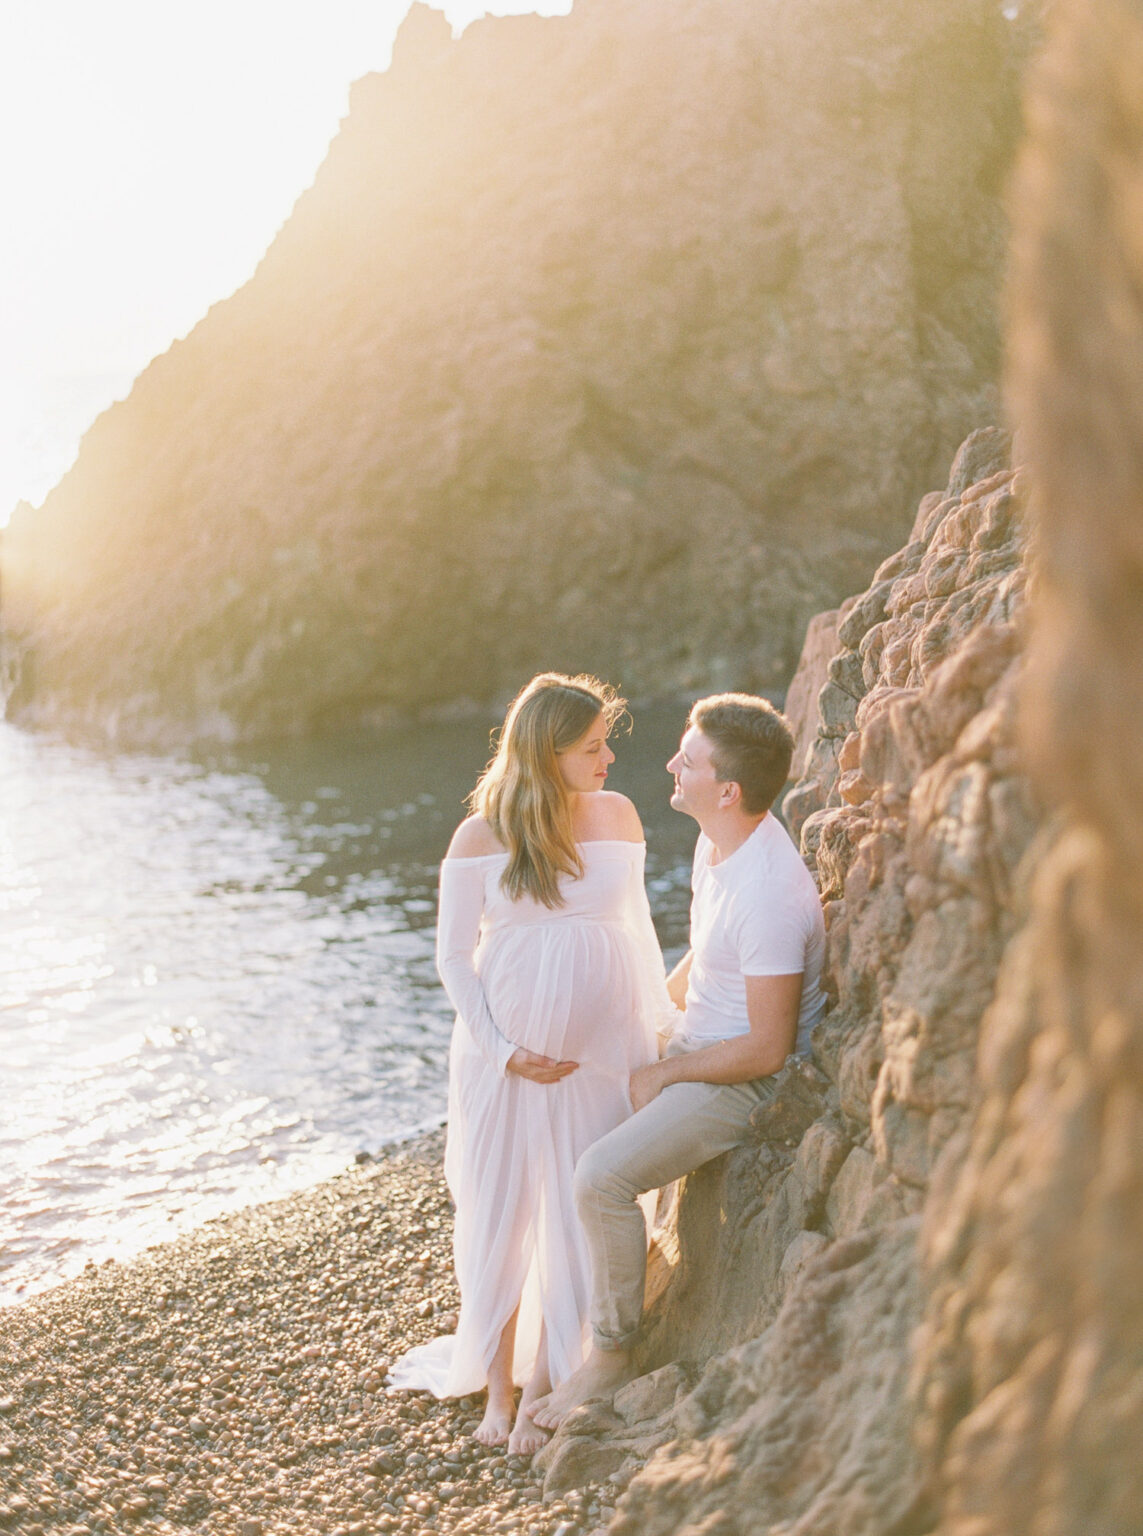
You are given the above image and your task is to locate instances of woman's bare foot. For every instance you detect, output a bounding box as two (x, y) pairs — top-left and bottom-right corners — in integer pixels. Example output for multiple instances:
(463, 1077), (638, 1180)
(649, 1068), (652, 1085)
(473, 1392), (515, 1446)
(507, 1402), (550, 1456)
(475, 1308), (520, 1445)
(531, 1347), (634, 1430)
(505, 1322), (553, 1456)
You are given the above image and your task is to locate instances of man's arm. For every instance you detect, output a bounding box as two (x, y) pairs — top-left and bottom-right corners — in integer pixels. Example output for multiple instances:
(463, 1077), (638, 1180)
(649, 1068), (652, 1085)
(630, 971), (802, 1111)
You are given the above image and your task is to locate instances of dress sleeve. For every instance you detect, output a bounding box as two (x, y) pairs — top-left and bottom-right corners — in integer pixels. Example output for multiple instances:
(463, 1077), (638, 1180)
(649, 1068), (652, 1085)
(623, 846), (683, 1042)
(435, 859), (517, 1078)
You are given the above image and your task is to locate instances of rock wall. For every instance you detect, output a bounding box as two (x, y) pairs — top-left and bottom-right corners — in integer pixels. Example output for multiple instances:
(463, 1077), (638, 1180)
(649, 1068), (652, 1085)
(916, 2), (1143, 1530)
(533, 435), (1040, 1530)
(536, 2), (1143, 1530)
(0, 0), (1023, 744)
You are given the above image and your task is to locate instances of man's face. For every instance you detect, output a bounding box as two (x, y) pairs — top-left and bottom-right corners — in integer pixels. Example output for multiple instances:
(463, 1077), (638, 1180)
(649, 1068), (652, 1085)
(666, 725), (724, 820)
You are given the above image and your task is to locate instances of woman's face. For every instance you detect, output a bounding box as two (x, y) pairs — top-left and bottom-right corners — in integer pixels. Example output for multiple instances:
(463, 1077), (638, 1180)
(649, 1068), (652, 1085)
(556, 711), (615, 794)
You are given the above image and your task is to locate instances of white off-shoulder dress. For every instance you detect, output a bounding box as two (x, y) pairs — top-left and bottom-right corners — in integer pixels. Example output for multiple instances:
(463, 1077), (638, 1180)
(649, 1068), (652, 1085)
(388, 839), (677, 1397)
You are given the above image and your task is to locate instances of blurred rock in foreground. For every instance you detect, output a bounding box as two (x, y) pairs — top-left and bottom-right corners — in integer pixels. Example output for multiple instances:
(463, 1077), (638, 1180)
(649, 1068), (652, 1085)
(0, 0), (1022, 744)
(918, 0), (1143, 1528)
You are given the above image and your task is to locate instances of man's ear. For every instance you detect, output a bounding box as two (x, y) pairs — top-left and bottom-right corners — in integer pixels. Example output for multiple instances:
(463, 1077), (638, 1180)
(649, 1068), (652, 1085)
(719, 779), (743, 808)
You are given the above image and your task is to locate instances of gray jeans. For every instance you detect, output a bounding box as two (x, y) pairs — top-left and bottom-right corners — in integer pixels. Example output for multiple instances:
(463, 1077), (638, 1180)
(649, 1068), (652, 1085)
(573, 1056), (779, 1350)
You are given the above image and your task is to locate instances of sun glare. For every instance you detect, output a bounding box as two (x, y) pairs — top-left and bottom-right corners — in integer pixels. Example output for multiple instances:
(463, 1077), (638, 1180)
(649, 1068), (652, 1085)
(0, 0), (570, 525)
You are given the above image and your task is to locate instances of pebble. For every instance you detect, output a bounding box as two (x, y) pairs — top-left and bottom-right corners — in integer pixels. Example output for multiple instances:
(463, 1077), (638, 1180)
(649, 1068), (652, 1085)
(0, 1129), (621, 1535)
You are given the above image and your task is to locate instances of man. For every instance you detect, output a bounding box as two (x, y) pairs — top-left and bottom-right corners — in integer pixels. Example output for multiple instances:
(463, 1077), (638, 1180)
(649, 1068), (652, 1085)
(533, 692), (826, 1426)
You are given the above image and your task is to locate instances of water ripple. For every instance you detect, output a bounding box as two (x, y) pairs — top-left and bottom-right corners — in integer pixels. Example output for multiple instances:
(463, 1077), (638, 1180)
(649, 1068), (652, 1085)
(1, 708), (695, 1305)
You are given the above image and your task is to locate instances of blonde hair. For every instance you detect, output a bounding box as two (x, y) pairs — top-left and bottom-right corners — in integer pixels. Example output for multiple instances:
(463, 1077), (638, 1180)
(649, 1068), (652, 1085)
(470, 673), (627, 907)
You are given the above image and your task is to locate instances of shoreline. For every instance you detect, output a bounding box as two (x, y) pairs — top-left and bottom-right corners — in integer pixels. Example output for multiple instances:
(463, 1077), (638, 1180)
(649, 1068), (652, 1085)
(2, 1116), (454, 1312)
(0, 1129), (618, 1535)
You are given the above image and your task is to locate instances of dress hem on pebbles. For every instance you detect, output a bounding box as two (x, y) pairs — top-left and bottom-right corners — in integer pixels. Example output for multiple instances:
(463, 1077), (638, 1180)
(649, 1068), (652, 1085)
(389, 840), (676, 1402)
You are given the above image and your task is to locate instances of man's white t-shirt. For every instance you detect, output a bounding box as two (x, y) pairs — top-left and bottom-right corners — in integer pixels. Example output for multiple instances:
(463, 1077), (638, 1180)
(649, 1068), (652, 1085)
(680, 813), (826, 1059)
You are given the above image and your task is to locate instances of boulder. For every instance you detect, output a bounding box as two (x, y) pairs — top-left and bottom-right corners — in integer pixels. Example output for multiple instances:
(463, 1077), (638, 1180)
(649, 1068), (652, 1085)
(613, 1223), (928, 1536)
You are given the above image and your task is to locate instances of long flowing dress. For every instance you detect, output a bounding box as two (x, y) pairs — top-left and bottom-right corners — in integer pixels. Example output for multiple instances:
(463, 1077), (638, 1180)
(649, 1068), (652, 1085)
(388, 838), (677, 1397)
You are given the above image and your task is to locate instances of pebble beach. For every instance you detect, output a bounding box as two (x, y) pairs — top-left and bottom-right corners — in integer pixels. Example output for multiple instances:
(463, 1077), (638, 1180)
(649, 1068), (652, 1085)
(0, 1130), (620, 1536)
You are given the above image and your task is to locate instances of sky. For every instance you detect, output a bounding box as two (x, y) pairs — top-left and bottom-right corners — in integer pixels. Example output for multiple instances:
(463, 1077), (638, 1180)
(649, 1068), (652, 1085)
(0, 0), (569, 523)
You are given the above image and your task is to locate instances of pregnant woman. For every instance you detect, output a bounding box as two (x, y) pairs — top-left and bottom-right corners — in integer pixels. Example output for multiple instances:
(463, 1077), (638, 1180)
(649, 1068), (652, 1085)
(388, 673), (677, 1454)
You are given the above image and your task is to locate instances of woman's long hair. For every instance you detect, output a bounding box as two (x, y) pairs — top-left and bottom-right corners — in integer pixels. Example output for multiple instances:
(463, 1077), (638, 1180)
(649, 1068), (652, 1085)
(469, 673), (627, 908)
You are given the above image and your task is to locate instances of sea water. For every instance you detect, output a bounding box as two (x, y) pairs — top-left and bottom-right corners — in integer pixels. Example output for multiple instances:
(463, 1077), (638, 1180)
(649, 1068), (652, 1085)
(0, 706), (695, 1305)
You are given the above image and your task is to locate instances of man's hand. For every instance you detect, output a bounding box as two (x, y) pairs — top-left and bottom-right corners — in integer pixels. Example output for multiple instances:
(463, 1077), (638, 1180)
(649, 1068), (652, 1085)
(666, 949), (693, 1012)
(630, 1060), (669, 1112)
(507, 1048), (579, 1083)
(629, 974), (804, 1100)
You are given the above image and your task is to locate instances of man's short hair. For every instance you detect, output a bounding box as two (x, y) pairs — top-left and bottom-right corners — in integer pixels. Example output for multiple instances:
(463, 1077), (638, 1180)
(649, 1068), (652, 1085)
(689, 693), (795, 814)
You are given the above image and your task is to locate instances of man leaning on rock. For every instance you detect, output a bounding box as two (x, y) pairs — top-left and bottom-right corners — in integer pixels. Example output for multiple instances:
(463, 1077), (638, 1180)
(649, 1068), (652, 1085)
(533, 692), (827, 1426)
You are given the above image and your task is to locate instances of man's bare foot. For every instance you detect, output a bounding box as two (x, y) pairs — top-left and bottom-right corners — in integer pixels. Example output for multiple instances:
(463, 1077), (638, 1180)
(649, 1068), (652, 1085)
(531, 1348), (635, 1430)
(473, 1394), (515, 1446)
(507, 1403), (550, 1456)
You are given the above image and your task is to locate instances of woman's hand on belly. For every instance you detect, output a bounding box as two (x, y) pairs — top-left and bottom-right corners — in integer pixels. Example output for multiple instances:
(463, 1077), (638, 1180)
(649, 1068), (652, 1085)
(506, 1048), (580, 1083)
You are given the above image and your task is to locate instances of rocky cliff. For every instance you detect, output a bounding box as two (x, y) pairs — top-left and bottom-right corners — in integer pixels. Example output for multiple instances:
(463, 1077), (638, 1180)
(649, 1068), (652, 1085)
(917, 1), (1143, 1527)
(529, 1), (1143, 1529)
(0, 0), (1023, 744)
(532, 427), (1040, 1531)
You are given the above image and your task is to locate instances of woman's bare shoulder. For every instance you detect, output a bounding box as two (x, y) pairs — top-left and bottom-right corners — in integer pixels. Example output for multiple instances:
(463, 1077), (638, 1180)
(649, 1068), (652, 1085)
(446, 815), (506, 859)
(580, 791), (644, 843)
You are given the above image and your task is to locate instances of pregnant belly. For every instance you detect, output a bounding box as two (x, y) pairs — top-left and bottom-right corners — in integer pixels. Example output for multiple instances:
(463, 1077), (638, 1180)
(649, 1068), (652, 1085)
(478, 922), (645, 1069)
